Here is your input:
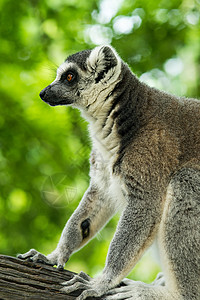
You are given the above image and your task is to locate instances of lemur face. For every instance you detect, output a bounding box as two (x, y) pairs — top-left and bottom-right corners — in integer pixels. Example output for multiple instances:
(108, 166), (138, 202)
(39, 46), (121, 108)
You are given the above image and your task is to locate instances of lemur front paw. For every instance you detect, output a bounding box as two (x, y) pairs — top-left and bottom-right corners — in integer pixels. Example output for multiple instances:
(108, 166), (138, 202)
(17, 248), (69, 270)
(61, 271), (107, 300)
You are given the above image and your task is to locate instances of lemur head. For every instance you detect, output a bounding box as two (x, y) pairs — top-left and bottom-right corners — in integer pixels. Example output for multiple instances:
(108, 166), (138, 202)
(40, 45), (121, 109)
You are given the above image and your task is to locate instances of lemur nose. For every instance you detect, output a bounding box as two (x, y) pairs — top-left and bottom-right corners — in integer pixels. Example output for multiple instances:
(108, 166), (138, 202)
(39, 88), (46, 100)
(39, 86), (50, 100)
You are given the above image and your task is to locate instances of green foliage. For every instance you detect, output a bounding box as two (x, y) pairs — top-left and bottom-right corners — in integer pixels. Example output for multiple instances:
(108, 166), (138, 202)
(0, 0), (199, 283)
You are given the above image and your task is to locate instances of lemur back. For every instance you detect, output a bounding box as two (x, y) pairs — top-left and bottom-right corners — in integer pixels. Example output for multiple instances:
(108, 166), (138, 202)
(19, 45), (200, 300)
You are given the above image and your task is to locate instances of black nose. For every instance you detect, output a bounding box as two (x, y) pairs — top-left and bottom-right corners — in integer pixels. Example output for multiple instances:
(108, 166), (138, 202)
(39, 88), (46, 100)
(39, 86), (50, 100)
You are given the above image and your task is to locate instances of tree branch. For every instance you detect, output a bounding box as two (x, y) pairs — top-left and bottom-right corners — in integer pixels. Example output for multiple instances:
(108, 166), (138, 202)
(0, 255), (98, 299)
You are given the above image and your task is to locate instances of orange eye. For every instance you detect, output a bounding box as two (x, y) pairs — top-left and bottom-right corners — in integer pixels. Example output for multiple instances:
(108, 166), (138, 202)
(66, 73), (73, 82)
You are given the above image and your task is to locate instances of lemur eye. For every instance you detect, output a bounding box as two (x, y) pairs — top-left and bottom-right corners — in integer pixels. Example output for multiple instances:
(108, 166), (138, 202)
(66, 73), (74, 82)
(60, 70), (77, 83)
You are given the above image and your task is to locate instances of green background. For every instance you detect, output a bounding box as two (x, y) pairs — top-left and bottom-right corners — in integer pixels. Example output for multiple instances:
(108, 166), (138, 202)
(0, 0), (199, 283)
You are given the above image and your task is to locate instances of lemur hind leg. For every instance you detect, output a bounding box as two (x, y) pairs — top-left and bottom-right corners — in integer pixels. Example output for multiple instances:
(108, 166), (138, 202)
(106, 167), (200, 300)
(159, 167), (200, 300)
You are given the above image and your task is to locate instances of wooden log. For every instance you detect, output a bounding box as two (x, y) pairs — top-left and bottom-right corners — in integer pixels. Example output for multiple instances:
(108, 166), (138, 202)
(0, 255), (99, 299)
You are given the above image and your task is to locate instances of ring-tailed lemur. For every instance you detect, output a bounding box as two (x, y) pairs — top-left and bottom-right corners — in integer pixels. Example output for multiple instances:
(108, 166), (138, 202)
(18, 45), (200, 300)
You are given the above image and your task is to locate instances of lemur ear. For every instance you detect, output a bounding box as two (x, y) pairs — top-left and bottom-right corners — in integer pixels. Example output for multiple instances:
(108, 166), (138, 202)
(87, 45), (119, 82)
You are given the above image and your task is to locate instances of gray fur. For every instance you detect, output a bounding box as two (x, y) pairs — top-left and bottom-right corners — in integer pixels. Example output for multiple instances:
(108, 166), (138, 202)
(18, 45), (200, 300)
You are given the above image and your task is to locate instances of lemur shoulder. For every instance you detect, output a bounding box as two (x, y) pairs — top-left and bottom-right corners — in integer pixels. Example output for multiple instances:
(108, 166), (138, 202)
(18, 45), (200, 300)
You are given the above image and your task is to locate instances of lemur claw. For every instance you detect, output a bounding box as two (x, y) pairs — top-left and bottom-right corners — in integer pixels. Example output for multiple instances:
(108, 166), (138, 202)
(58, 264), (64, 270)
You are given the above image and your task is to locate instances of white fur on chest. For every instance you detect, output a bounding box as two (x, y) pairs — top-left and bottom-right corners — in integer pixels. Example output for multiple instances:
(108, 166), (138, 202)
(92, 150), (127, 211)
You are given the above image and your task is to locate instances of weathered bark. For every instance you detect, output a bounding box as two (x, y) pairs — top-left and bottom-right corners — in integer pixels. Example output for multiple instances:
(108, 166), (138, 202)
(0, 255), (98, 299)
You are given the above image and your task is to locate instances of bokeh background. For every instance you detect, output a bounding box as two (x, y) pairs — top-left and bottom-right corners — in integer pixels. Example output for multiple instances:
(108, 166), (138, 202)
(0, 0), (199, 283)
